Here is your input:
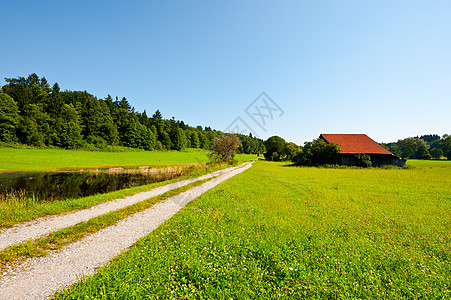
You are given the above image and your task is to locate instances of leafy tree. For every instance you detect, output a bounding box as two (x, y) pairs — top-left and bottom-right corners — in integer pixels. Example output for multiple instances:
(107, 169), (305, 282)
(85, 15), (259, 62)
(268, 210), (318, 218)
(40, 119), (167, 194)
(198, 132), (210, 149)
(0, 92), (20, 142)
(2, 75), (35, 110)
(209, 133), (241, 162)
(414, 144), (431, 160)
(293, 138), (341, 166)
(264, 136), (286, 161)
(283, 142), (301, 161)
(53, 104), (84, 148)
(417, 134), (440, 144)
(430, 148), (443, 159)
(440, 134), (451, 159)
(160, 130), (173, 150)
(397, 137), (429, 159)
(17, 104), (51, 146)
(270, 152), (279, 161)
(173, 128), (187, 151)
(189, 131), (200, 148)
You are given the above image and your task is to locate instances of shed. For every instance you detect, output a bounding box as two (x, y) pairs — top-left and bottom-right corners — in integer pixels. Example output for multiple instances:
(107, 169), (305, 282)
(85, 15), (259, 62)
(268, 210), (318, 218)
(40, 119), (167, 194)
(320, 134), (406, 167)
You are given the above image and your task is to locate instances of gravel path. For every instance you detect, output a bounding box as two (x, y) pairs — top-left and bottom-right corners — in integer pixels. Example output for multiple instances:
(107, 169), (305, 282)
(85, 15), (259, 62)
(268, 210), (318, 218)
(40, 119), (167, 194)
(0, 162), (253, 300)
(0, 164), (244, 251)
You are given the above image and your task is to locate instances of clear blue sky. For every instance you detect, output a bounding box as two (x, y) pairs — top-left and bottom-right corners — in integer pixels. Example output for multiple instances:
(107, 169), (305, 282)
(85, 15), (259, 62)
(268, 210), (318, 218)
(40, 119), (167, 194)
(1, 0), (450, 144)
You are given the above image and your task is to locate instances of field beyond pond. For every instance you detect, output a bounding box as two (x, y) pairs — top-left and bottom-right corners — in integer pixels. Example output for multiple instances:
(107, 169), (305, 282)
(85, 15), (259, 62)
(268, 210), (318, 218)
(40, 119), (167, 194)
(56, 161), (450, 299)
(0, 147), (257, 172)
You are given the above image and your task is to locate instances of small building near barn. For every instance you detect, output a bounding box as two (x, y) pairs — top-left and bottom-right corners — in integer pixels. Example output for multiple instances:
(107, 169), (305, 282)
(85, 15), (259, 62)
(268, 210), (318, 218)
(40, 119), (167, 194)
(320, 134), (406, 167)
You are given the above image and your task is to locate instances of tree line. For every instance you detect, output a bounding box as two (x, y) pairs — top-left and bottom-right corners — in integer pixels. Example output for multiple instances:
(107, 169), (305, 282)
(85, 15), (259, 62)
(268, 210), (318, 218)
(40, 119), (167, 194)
(382, 134), (451, 160)
(0, 74), (265, 153)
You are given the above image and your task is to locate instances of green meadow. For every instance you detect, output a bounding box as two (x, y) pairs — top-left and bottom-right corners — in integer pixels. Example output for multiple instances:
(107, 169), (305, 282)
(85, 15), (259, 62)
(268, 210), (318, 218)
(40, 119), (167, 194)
(0, 147), (257, 172)
(407, 159), (451, 166)
(56, 161), (450, 299)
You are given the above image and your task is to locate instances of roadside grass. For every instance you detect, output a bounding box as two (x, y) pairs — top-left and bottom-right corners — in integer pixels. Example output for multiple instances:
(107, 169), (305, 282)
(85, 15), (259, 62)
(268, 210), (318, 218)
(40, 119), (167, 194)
(0, 178), (211, 272)
(55, 161), (450, 299)
(0, 162), (237, 228)
(0, 147), (257, 172)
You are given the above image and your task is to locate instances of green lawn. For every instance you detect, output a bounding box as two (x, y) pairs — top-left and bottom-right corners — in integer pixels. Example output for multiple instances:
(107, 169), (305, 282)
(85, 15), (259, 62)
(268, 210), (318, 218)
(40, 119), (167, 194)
(56, 161), (450, 299)
(0, 147), (257, 172)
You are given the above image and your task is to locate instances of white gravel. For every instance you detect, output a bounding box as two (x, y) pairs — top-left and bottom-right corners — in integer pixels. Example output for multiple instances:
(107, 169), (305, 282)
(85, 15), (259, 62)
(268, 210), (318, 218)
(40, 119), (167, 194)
(0, 164), (244, 251)
(0, 162), (252, 300)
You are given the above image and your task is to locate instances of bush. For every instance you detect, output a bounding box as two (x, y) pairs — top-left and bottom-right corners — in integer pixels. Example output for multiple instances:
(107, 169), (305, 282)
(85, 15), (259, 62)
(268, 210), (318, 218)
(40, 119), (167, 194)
(292, 138), (341, 166)
(264, 136), (286, 161)
(355, 154), (372, 168)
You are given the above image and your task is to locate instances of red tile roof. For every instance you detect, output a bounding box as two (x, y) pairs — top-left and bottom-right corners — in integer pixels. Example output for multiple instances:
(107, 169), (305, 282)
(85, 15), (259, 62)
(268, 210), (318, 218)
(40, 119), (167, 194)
(320, 134), (393, 155)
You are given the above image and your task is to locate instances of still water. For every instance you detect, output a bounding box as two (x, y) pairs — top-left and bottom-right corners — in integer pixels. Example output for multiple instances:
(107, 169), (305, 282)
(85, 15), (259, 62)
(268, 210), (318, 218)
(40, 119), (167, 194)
(0, 170), (182, 201)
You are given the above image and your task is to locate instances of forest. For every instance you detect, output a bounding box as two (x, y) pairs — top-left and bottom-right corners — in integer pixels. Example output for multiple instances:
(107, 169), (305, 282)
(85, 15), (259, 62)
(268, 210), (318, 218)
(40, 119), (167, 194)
(0, 74), (265, 154)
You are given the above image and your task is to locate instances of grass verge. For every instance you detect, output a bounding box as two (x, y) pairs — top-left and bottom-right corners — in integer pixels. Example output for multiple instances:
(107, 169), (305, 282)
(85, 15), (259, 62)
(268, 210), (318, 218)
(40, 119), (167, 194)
(0, 178), (212, 274)
(55, 161), (450, 299)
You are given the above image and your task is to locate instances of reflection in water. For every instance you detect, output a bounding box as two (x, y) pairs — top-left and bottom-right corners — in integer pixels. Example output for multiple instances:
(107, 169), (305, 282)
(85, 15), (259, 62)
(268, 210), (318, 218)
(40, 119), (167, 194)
(0, 170), (184, 202)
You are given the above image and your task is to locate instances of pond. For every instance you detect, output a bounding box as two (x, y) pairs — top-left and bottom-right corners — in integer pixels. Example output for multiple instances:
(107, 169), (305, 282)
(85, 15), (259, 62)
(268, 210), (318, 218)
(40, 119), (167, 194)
(0, 167), (189, 201)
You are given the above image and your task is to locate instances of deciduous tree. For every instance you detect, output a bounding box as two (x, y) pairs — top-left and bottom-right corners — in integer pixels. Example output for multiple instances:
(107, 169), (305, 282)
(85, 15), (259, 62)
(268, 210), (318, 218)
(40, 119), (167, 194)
(209, 133), (241, 162)
(0, 92), (19, 142)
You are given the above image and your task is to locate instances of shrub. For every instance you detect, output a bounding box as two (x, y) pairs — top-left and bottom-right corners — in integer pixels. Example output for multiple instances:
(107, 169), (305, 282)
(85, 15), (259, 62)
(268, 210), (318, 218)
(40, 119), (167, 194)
(292, 138), (341, 166)
(355, 153), (372, 167)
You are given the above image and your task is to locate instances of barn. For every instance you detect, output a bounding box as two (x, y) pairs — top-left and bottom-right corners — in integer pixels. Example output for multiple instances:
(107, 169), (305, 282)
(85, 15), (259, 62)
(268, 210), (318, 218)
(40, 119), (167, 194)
(320, 134), (406, 167)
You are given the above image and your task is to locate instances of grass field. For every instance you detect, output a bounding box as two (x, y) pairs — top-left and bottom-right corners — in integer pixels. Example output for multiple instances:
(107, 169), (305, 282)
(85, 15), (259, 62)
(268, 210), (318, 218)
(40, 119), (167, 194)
(408, 159), (451, 165)
(0, 147), (258, 172)
(55, 161), (450, 299)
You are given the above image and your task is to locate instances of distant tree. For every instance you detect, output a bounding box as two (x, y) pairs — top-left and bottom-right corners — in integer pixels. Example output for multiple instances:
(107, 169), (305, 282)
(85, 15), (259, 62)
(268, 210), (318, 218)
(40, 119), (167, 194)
(198, 131), (210, 149)
(173, 128), (187, 151)
(264, 136), (286, 161)
(440, 134), (451, 159)
(189, 131), (200, 148)
(283, 142), (301, 161)
(293, 138), (341, 166)
(115, 97), (132, 112)
(417, 134), (440, 144)
(0, 92), (20, 142)
(17, 104), (50, 146)
(160, 130), (173, 150)
(397, 137), (428, 159)
(270, 152), (279, 161)
(3, 75), (35, 110)
(55, 104), (84, 148)
(209, 133), (241, 162)
(152, 110), (162, 120)
(430, 148), (443, 159)
(414, 144), (431, 160)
